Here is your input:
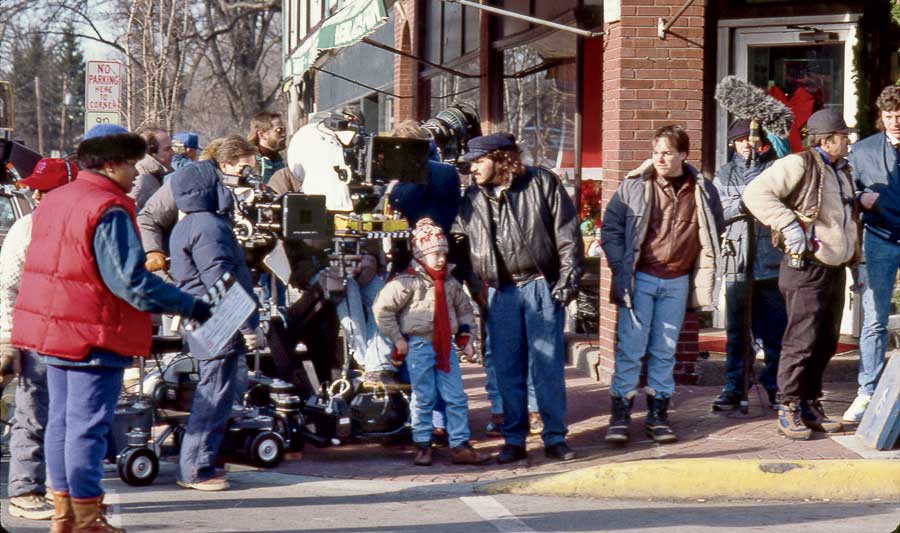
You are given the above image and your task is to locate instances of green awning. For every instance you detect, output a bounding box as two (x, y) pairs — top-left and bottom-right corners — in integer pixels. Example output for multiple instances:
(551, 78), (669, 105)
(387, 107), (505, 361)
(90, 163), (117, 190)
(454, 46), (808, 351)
(285, 0), (388, 78)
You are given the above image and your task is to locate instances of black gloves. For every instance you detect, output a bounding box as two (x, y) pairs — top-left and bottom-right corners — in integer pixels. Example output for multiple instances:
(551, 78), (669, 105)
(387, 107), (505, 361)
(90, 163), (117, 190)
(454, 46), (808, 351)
(552, 287), (577, 306)
(189, 299), (213, 324)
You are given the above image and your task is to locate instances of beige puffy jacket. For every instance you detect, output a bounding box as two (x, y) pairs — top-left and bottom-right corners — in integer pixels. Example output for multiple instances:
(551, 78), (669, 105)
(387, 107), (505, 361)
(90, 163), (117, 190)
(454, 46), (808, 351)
(373, 264), (475, 346)
(743, 150), (859, 267)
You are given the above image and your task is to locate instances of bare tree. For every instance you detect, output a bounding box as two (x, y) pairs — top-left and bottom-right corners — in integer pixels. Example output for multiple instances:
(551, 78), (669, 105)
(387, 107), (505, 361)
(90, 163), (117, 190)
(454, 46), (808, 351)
(0, 0), (36, 75)
(24, 0), (282, 140)
(192, 0), (282, 129)
(118, 0), (193, 131)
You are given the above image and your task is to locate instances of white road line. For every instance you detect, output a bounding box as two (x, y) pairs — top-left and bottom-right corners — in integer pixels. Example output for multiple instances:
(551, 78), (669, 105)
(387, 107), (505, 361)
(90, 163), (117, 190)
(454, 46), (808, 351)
(103, 488), (124, 529)
(461, 495), (536, 533)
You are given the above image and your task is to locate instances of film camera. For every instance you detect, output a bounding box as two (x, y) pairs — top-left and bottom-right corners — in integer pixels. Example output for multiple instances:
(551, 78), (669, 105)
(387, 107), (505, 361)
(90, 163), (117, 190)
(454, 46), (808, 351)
(323, 102), (481, 213)
(422, 102), (482, 164)
(228, 166), (331, 266)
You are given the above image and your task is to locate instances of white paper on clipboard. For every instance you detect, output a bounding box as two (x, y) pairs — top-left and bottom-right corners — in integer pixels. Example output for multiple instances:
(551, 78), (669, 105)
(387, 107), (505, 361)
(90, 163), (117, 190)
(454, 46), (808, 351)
(187, 273), (257, 359)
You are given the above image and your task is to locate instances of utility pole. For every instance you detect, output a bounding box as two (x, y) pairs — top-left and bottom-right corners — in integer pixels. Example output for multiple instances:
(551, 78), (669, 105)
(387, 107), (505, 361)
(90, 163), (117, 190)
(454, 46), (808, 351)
(34, 76), (44, 154)
(60, 76), (68, 153)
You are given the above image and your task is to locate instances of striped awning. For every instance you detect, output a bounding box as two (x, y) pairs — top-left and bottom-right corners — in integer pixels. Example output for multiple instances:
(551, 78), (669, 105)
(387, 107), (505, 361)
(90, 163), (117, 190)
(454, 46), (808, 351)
(285, 0), (388, 78)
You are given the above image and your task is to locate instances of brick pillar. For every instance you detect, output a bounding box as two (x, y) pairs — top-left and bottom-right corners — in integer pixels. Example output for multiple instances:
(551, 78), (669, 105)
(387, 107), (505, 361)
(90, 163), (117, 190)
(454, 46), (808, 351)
(393, 0), (421, 124)
(598, 0), (707, 386)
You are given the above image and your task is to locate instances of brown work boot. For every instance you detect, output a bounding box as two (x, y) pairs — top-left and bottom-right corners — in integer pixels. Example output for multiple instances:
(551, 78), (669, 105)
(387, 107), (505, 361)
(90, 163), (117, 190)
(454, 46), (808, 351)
(49, 490), (74, 533)
(777, 402), (812, 441)
(450, 441), (491, 464)
(414, 445), (433, 466)
(528, 411), (543, 435)
(71, 494), (125, 533)
(801, 400), (843, 433)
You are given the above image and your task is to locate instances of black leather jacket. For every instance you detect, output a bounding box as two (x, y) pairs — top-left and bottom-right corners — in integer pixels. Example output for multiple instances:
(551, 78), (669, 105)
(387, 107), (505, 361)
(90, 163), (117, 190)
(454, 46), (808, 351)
(451, 166), (583, 299)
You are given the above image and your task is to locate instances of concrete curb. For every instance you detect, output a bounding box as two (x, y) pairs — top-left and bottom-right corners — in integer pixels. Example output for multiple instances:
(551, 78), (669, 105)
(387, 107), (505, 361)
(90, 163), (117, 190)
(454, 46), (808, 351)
(478, 459), (900, 501)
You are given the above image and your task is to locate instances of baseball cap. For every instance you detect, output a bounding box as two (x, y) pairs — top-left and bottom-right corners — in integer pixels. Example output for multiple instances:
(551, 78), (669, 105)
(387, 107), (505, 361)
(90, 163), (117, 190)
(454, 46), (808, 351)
(18, 158), (78, 192)
(806, 109), (857, 135)
(173, 132), (200, 150)
(461, 133), (519, 162)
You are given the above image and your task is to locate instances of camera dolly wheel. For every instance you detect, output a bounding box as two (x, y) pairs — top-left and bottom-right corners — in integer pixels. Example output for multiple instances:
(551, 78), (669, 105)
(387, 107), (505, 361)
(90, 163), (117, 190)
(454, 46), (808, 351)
(245, 431), (284, 468)
(117, 447), (159, 486)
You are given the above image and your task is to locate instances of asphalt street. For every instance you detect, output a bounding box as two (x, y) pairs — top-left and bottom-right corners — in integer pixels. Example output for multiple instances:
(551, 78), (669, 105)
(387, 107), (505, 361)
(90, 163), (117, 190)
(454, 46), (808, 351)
(3, 461), (900, 533)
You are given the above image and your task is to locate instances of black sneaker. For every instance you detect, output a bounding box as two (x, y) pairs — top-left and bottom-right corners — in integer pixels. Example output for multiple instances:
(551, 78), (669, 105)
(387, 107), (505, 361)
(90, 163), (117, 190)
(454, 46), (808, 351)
(497, 444), (528, 464)
(711, 390), (741, 412)
(544, 442), (576, 461)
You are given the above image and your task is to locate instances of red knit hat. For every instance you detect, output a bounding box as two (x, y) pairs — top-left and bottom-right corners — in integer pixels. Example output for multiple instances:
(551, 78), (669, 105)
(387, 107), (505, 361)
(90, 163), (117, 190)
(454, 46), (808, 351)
(411, 217), (448, 260)
(18, 158), (78, 192)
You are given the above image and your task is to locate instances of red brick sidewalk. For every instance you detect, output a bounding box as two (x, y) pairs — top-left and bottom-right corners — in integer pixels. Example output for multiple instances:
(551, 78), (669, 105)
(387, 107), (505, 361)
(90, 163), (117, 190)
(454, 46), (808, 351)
(270, 364), (862, 484)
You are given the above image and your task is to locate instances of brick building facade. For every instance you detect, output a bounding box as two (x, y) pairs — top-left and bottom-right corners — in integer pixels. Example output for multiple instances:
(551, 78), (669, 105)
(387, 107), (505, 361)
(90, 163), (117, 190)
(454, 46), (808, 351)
(282, 0), (900, 385)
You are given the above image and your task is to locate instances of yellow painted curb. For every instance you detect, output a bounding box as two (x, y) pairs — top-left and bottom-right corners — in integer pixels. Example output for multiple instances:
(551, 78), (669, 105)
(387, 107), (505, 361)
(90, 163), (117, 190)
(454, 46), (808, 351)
(480, 459), (900, 501)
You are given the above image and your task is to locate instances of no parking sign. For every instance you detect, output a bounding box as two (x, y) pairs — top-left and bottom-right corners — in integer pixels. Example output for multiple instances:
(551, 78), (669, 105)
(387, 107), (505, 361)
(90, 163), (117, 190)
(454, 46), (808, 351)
(84, 60), (123, 134)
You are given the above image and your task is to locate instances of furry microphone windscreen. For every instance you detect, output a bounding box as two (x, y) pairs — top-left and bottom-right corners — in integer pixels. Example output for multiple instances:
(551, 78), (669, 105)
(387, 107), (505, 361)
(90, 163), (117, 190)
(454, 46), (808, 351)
(714, 76), (794, 138)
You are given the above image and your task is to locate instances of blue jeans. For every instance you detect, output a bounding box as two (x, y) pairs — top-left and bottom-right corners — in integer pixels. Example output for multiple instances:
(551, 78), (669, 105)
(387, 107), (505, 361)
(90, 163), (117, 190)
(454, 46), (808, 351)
(397, 362), (446, 429)
(486, 279), (567, 447)
(406, 336), (470, 447)
(723, 279), (785, 394)
(612, 272), (690, 399)
(337, 277), (393, 372)
(8, 350), (49, 497)
(858, 231), (900, 396)
(45, 364), (124, 498)
(179, 353), (240, 483)
(483, 325), (538, 415)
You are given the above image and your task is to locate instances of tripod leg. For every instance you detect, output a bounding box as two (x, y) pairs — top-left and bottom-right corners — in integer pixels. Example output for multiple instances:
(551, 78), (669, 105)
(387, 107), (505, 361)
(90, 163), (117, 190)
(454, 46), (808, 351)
(740, 282), (752, 414)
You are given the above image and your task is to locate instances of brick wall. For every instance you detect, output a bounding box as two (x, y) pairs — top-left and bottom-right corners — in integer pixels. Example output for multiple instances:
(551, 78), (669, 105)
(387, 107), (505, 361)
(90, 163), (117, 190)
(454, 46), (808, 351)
(393, 0), (419, 124)
(598, 0), (707, 387)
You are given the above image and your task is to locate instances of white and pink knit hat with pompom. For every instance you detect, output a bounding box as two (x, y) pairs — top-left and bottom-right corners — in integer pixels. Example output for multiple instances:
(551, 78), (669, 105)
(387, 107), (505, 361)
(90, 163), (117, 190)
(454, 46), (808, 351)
(411, 217), (448, 260)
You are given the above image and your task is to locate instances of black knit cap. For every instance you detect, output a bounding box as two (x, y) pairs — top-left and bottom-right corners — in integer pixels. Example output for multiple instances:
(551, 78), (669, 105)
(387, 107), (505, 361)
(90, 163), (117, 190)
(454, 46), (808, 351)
(727, 119), (751, 143)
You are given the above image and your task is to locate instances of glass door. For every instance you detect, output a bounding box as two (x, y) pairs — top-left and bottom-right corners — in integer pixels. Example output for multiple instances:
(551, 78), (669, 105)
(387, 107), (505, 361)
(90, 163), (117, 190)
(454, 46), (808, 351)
(714, 19), (859, 169)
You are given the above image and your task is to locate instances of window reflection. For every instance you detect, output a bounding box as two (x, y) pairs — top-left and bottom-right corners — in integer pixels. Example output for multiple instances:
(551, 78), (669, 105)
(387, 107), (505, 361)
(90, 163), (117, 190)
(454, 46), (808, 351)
(502, 45), (576, 172)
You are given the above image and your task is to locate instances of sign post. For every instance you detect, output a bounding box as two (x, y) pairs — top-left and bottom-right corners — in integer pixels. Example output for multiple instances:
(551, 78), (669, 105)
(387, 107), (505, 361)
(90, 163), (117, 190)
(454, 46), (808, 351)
(84, 60), (123, 134)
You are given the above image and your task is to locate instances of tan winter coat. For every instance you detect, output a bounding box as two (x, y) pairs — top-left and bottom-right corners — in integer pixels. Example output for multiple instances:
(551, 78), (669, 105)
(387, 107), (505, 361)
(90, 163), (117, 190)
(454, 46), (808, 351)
(743, 150), (859, 267)
(373, 263), (475, 346)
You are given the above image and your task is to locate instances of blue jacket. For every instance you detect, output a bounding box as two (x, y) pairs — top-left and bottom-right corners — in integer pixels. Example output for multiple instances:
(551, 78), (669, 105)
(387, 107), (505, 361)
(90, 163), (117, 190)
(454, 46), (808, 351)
(712, 150), (782, 281)
(850, 132), (900, 242)
(169, 160), (259, 359)
(388, 160), (461, 233)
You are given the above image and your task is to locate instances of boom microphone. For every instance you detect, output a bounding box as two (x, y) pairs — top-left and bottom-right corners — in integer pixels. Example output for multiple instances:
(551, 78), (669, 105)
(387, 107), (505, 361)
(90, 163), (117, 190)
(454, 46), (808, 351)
(714, 76), (793, 138)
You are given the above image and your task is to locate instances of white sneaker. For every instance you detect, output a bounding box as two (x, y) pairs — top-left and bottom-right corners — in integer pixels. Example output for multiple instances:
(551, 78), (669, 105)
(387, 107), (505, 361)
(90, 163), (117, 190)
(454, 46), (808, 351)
(842, 394), (872, 423)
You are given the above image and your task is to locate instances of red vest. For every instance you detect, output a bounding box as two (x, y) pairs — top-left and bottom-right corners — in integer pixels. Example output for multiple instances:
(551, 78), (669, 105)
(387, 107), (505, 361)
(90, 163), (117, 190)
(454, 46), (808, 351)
(12, 171), (153, 360)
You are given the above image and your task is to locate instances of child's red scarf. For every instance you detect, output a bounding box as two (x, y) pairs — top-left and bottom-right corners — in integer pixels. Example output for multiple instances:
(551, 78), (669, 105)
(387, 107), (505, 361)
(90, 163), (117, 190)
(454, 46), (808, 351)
(416, 261), (452, 373)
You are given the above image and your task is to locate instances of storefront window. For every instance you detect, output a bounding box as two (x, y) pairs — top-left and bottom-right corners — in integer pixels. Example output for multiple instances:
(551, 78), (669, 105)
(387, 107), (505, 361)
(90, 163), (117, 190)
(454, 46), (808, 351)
(428, 59), (480, 119)
(502, 45), (576, 172)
